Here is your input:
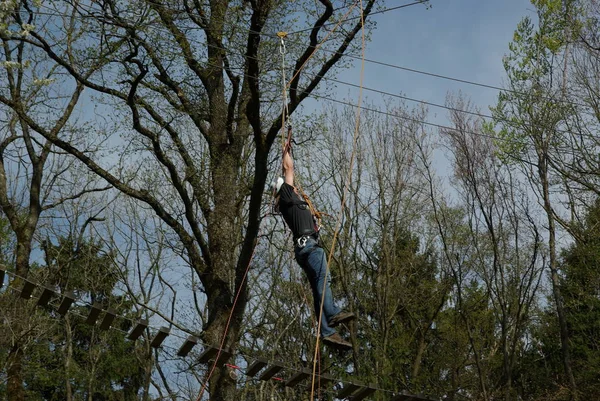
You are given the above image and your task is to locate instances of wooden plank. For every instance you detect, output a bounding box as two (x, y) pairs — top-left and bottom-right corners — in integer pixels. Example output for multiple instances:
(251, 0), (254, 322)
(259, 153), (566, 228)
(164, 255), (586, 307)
(127, 319), (148, 340)
(19, 279), (36, 299)
(150, 326), (170, 348)
(198, 346), (218, 363)
(336, 381), (362, 398)
(258, 363), (284, 381)
(198, 346), (232, 365)
(57, 291), (76, 316)
(284, 370), (310, 387)
(99, 308), (116, 330)
(177, 335), (198, 357)
(86, 302), (103, 325)
(37, 287), (56, 307)
(245, 358), (268, 377)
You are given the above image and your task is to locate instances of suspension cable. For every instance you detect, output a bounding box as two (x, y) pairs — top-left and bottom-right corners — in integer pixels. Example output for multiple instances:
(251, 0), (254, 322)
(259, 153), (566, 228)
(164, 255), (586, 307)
(309, 0), (367, 397)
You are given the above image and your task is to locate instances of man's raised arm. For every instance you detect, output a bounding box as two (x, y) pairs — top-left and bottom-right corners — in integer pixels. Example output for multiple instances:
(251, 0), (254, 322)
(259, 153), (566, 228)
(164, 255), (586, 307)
(282, 149), (294, 186)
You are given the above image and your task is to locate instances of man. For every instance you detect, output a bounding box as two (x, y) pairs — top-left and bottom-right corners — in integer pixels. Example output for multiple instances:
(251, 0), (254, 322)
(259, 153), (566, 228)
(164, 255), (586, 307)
(273, 148), (356, 350)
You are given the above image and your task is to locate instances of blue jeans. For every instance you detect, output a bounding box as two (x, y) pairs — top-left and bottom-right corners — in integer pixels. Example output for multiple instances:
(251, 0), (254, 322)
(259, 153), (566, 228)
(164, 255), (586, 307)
(294, 237), (341, 338)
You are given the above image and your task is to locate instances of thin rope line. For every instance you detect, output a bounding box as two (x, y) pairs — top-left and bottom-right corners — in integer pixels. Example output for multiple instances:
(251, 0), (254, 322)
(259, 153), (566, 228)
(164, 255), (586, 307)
(0, 267), (433, 399)
(28, 2), (592, 110)
(192, 39), (598, 113)
(279, 32), (290, 152)
(145, 52), (597, 151)
(139, 36), (596, 132)
(309, 0), (366, 398)
(277, 0), (365, 233)
(195, 218), (266, 400)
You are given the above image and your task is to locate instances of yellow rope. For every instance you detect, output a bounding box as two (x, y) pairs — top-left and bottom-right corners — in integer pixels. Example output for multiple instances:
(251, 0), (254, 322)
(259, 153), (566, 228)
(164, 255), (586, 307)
(278, 32), (290, 153)
(273, 3), (366, 395)
(278, 3), (360, 225)
(309, 0), (367, 398)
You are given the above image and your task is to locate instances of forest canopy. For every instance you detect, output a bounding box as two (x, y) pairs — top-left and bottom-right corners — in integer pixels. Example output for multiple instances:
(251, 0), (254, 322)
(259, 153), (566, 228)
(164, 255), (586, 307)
(1, 0), (599, 400)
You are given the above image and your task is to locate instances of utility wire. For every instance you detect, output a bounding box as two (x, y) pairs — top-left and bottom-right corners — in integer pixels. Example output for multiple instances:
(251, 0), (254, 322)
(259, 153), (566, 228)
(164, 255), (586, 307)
(164, 36), (596, 135)
(286, 0), (430, 34)
(155, 32), (594, 122)
(4, 26), (592, 157)
(4, 15), (593, 158)
(148, 51), (594, 151)
(308, 91), (596, 158)
(24, 1), (591, 110)
(275, 36), (591, 110)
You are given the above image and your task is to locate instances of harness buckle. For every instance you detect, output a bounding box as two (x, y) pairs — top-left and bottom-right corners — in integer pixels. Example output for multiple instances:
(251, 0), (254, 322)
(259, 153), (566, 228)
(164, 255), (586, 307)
(296, 236), (308, 248)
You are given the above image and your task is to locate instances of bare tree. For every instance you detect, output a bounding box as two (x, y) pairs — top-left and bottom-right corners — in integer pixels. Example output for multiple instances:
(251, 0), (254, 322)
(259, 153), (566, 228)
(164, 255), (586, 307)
(308, 101), (449, 396)
(0, 0), (390, 398)
(0, 3), (111, 397)
(442, 94), (545, 400)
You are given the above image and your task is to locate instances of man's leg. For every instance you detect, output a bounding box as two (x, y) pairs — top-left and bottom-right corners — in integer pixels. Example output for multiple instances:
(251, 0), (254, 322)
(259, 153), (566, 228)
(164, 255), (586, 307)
(296, 242), (340, 337)
(296, 240), (352, 350)
(304, 246), (356, 328)
(306, 245), (342, 335)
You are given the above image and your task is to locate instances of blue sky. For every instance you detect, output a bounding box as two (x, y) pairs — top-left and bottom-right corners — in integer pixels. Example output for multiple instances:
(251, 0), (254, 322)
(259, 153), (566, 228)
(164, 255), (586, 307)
(331, 0), (535, 124)
(288, 0), (538, 183)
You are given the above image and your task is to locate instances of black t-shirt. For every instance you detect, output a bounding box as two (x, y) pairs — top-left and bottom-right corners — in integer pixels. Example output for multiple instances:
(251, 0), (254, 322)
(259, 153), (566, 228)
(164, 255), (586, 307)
(278, 182), (318, 239)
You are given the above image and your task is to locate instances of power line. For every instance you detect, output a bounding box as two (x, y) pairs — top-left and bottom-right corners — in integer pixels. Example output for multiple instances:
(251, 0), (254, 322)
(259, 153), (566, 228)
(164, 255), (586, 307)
(24, 0), (594, 111)
(279, 39), (591, 110)
(181, 36), (595, 140)
(287, 0), (430, 34)
(5, 7), (593, 157)
(307, 91), (595, 159)
(319, 76), (599, 139)
(94, 25), (584, 143)
(5, 22), (591, 156)
(153, 50), (589, 150)
(310, 91), (501, 140)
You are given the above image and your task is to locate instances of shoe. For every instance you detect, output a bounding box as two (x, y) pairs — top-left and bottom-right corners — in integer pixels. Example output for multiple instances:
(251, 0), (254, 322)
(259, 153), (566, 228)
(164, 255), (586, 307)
(322, 333), (352, 350)
(329, 311), (356, 328)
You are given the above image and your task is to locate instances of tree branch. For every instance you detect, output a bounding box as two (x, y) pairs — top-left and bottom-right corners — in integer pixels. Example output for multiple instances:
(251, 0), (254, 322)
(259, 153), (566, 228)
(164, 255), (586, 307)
(123, 48), (212, 270)
(42, 186), (113, 211)
(289, 0), (335, 105)
(266, 0), (376, 149)
(0, 93), (207, 276)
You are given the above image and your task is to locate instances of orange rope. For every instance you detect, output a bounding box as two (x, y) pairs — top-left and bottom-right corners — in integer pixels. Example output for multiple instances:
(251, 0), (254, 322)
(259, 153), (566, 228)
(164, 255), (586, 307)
(308, 0), (367, 398)
(195, 222), (265, 400)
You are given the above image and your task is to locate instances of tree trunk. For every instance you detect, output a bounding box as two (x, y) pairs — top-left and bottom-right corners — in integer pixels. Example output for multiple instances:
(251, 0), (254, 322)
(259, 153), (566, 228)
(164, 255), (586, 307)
(142, 350), (153, 401)
(6, 239), (34, 401)
(203, 138), (246, 400)
(7, 345), (25, 401)
(539, 154), (578, 400)
(64, 316), (73, 401)
(411, 330), (426, 379)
